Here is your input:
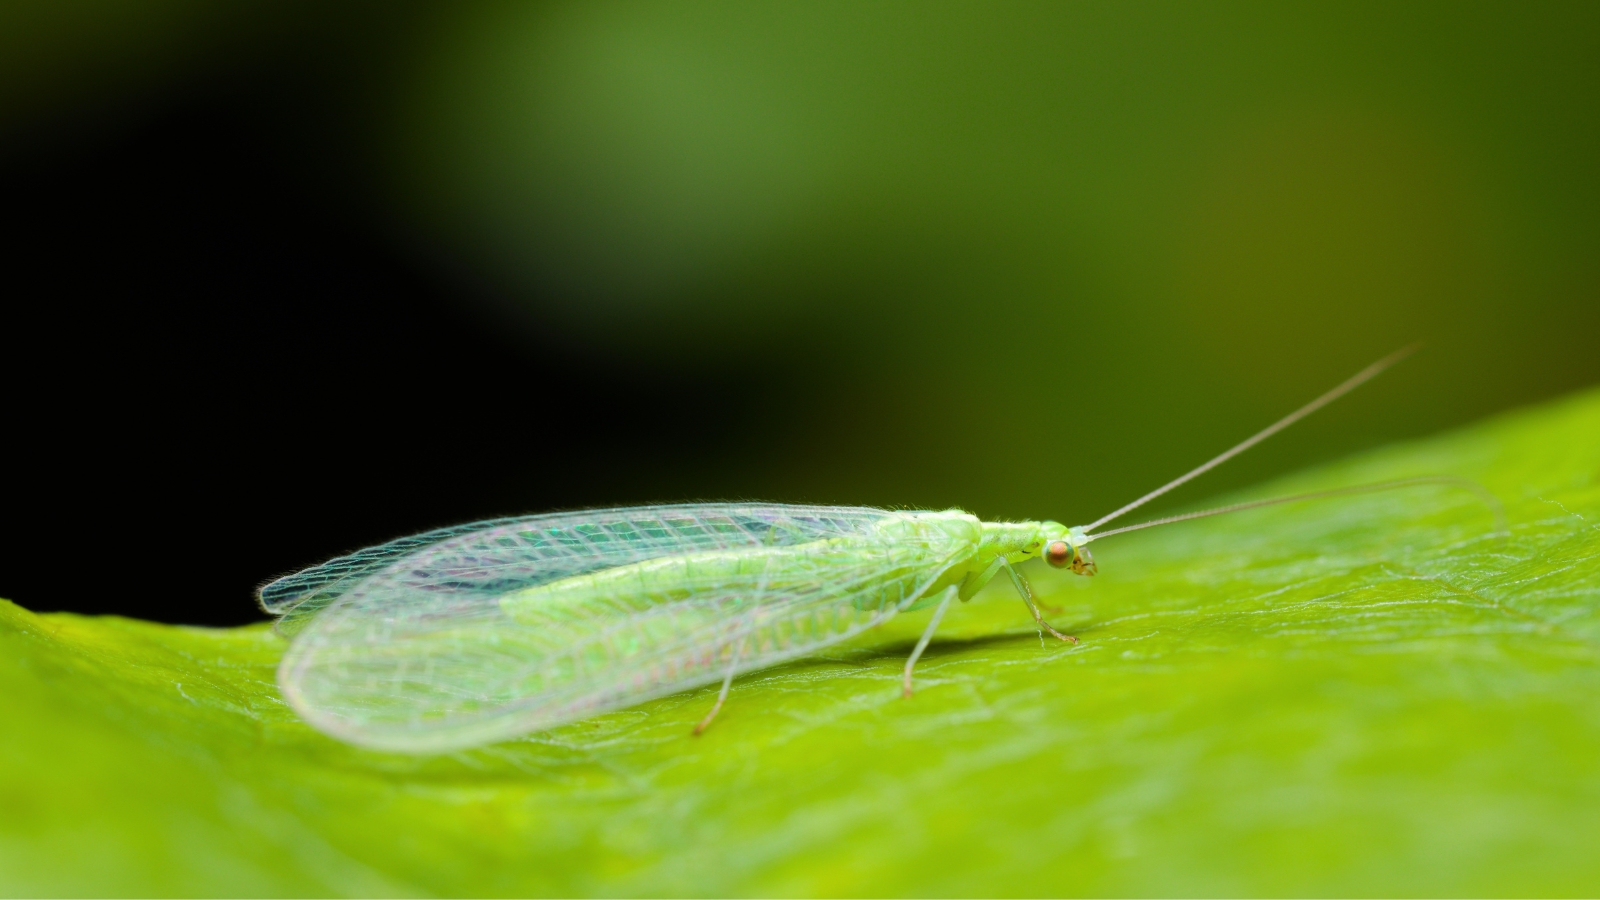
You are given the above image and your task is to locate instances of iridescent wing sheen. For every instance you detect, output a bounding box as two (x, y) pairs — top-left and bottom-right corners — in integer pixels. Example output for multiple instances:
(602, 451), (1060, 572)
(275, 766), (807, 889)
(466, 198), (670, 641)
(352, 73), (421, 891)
(273, 504), (972, 753)
(260, 516), (529, 633)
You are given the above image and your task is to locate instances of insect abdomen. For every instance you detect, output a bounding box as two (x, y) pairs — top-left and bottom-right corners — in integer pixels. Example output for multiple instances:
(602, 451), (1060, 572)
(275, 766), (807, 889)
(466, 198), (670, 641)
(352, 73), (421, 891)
(277, 505), (977, 751)
(499, 539), (922, 622)
(491, 539), (945, 713)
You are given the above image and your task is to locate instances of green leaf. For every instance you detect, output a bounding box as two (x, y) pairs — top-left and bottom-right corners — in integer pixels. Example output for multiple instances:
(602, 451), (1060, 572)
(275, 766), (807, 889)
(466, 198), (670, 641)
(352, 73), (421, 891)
(4, 389), (1599, 896)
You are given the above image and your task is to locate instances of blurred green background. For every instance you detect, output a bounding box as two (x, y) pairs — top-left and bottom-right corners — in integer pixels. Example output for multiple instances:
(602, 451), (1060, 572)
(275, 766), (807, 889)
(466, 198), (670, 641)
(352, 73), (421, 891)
(383, 0), (1600, 512)
(2, 0), (1597, 624)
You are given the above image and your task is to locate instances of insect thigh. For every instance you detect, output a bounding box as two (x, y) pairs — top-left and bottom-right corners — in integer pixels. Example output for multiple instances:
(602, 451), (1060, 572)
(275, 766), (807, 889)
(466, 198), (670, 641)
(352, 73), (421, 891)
(276, 504), (973, 753)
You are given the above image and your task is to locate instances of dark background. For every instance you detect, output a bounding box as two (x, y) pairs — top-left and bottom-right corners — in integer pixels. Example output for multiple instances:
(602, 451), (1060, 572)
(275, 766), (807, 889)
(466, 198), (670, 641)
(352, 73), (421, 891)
(4, 1), (1598, 626)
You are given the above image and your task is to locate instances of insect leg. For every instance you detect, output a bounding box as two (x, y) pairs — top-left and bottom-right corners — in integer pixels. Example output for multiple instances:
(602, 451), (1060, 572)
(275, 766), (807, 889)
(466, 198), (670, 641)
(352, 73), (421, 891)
(959, 555), (1060, 610)
(959, 557), (1006, 600)
(693, 638), (745, 736)
(902, 586), (958, 698)
(1003, 560), (1078, 645)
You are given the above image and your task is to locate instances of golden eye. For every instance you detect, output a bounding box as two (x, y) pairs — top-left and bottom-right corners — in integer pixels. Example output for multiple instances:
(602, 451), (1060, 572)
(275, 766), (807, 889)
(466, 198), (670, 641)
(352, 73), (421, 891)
(1045, 540), (1073, 568)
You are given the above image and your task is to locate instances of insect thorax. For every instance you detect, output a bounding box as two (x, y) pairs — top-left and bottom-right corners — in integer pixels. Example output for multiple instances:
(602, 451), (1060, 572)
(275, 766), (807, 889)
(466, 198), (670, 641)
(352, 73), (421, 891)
(977, 519), (1066, 563)
(856, 509), (977, 547)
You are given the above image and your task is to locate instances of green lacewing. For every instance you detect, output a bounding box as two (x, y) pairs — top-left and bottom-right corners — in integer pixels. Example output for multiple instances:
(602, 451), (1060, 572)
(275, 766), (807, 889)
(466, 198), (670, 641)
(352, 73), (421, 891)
(263, 347), (1498, 753)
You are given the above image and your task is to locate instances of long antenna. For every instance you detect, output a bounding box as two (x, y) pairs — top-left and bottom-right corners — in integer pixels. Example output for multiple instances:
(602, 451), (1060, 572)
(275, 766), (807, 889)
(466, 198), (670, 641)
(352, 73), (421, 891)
(1081, 344), (1419, 533)
(1082, 476), (1507, 541)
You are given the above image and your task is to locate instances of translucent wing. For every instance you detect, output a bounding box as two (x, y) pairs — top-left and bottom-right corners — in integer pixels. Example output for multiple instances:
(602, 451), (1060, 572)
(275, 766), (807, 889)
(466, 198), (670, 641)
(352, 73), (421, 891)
(274, 504), (974, 753)
(259, 516), (529, 633)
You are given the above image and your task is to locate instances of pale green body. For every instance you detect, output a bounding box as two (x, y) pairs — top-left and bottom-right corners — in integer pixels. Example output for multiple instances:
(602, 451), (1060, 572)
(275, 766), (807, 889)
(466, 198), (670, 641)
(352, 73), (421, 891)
(274, 504), (1093, 753)
(501, 512), (1083, 618)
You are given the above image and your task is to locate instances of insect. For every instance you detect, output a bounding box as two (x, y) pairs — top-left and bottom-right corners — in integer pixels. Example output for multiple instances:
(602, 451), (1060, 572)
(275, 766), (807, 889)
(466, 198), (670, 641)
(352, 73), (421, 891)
(263, 347), (1498, 753)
